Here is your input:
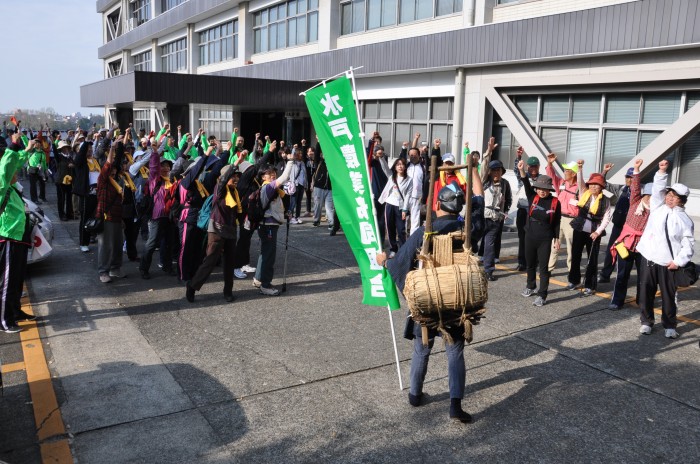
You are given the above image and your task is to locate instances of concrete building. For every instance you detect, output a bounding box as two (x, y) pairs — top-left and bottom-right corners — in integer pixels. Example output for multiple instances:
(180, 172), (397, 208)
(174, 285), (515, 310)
(81, 0), (700, 214)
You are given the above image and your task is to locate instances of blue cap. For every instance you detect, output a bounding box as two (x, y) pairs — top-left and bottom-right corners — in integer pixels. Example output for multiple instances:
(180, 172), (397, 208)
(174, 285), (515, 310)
(625, 167), (634, 177)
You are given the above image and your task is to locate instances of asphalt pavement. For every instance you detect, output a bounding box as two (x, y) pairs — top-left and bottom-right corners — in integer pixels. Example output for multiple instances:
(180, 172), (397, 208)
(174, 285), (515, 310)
(1, 181), (699, 464)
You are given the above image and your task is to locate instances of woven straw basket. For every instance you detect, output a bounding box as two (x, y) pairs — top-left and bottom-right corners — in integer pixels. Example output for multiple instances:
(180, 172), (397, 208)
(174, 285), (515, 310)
(403, 234), (488, 318)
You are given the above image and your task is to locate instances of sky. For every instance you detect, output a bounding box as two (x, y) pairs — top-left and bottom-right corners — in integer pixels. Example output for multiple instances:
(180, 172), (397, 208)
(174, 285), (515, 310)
(0, 0), (104, 116)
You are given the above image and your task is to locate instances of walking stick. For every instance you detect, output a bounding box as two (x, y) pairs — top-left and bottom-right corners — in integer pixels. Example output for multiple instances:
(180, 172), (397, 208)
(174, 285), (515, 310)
(282, 214), (290, 292)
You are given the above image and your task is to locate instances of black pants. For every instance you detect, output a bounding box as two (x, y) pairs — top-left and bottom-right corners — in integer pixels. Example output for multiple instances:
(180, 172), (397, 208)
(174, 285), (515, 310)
(0, 239), (27, 330)
(56, 183), (74, 220)
(525, 238), (553, 299)
(516, 208), (527, 267)
(482, 219), (504, 274)
(568, 229), (602, 290)
(610, 251), (642, 307)
(638, 256), (677, 329)
(374, 200), (386, 249)
(233, 220), (255, 269)
(79, 194), (98, 247)
(123, 216), (140, 261)
(385, 203), (406, 253)
(190, 232), (237, 296)
(179, 221), (206, 282)
(29, 173), (46, 202)
(599, 223), (623, 279)
(290, 188), (305, 218)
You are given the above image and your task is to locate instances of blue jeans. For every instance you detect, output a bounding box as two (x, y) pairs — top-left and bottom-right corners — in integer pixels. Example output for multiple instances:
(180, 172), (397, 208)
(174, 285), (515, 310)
(255, 224), (279, 287)
(409, 330), (466, 400)
(140, 218), (173, 273)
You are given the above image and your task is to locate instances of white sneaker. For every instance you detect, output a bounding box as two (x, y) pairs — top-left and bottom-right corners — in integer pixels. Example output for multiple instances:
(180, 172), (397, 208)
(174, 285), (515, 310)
(289, 218), (298, 224)
(494, 258), (500, 264)
(109, 269), (124, 278)
(639, 325), (652, 335)
(80, 246), (89, 252)
(99, 274), (112, 283)
(252, 278), (262, 288)
(664, 328), (679, 339)
(242, 265), (256, 273)
(295, 217), (303, 224)
(259, 286), (280, 296)
(234, 268), (247, 279)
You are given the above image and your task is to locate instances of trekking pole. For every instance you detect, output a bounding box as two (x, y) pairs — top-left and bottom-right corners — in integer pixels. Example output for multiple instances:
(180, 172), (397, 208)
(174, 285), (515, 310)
(282, 214), (290, 292)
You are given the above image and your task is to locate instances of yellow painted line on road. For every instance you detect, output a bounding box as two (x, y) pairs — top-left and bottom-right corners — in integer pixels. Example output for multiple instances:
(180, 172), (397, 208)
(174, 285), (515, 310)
(19, 286), (73, 464)
(1, 361), (26, 373)
(495, 264), (700, 327)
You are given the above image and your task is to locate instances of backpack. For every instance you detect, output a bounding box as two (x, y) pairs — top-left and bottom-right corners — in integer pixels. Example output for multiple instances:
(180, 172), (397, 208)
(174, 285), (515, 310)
(529, 196), (559, 223)
(163, 179), (182, 220)
(246, 186), (276, 230)
(197, 194), (214, 230)
(133, 175), (153, 218)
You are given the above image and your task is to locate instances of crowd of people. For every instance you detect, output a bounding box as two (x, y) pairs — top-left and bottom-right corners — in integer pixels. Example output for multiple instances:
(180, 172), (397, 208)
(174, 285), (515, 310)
(0, 120), (696, 429)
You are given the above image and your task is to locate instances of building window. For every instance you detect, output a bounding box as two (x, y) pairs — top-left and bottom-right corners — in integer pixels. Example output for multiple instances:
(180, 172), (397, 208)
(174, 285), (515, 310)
(133, 50), (152, 72)
(341, 0), (462, 35)
(197, 109), (233, 142)
(253, 0), (319, 54)
(199, 20), (238, 66)
(107, 59), (123, 77)
(162, 0), (185, 12)
(494, 90), (697, 187)
(131, 0), (151, 26)
(362, 98), (453, 157)
(133, 109), (151, 133)
(161, 38), (187, 72)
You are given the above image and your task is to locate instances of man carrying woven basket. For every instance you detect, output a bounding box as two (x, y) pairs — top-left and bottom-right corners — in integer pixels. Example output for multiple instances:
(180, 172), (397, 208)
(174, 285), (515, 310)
(376, 176), (485, 424)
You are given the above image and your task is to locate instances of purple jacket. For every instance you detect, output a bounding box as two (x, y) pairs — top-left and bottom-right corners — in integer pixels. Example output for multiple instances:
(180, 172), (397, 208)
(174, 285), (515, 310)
(149, 148), (168, 220)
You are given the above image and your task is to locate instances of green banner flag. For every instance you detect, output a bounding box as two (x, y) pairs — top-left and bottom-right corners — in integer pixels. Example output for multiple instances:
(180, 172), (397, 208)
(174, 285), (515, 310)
(304, 74), (401, 310)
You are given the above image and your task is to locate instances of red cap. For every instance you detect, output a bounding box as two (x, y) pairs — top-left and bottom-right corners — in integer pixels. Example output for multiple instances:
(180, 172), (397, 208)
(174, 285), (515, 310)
(586, 173), (606, 187)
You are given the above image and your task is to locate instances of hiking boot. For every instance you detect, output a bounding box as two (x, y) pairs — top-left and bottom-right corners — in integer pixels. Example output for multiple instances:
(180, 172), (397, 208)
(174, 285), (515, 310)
(664, 328), (679, 339)
(234, 268), (247, 279)
(408, 392), (423, 407)
(99, 274), (112, 283)
(486, 273), (497, 282)
(533, 296), (546, 307)
(253, 278), (262, 288)
(242, 265), (256, 273)
(2, 325), (22, 334)
(330, 229), (337, 236)
(259, 286), (280, 296)
(581, 288), (594, 297)
(565, 282), (580, 291)
(449, 400), (473, 424)
(521, 288), (535, 297)
(639, 325), (652, 335)
(15, 311), (37, 322)
(224, 293), (235, 303)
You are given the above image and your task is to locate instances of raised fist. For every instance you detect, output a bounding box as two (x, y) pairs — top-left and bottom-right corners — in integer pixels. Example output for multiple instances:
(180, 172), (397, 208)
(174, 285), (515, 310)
(634, 158), (643, 170)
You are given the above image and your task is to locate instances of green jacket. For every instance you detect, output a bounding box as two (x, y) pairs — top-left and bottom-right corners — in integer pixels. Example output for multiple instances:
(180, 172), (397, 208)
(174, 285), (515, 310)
(179, 133), (200, 159)
(0, 146), (31, 241)
(28, 149), (47, 169)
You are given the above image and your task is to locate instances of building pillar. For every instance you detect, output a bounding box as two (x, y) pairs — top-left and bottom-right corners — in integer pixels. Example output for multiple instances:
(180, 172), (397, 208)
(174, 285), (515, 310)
(152, 39), (161, 72)
(474, 1), (494, 26)
(318, 0), (339, 51)
(239, 1), (254, 63)
(187, 23), (195, 73)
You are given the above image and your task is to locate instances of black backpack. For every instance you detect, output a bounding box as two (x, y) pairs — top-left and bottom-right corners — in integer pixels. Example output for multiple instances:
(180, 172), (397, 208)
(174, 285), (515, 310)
(246, 186), (276, 230)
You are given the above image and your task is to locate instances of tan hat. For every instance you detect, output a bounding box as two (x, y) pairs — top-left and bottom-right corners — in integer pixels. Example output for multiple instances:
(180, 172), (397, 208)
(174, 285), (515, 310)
(57, 141), (70, 150)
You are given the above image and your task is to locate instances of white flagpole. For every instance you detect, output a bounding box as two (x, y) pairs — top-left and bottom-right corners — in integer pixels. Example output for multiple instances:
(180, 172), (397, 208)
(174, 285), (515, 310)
(347, 67), (404, 391)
